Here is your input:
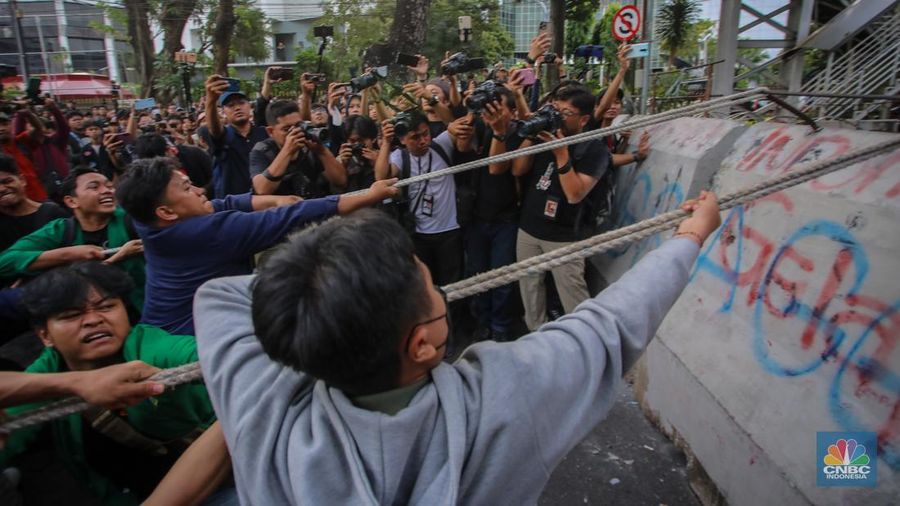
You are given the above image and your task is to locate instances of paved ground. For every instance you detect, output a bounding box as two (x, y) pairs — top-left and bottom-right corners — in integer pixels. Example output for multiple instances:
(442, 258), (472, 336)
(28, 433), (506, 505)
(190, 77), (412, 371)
(540, 381), (700, 506)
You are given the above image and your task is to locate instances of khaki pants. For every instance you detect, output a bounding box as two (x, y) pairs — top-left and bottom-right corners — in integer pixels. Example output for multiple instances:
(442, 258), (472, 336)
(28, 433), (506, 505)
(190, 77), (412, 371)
(516, 228), (589, 331)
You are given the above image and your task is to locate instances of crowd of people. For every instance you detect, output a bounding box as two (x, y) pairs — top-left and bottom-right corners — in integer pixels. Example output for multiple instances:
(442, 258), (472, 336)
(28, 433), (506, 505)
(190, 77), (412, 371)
(0, 32), (722, 505)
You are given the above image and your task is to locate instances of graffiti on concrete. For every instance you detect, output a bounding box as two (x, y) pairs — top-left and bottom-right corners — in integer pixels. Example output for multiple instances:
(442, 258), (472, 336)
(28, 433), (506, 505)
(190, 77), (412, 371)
(689, 132), (900, 469)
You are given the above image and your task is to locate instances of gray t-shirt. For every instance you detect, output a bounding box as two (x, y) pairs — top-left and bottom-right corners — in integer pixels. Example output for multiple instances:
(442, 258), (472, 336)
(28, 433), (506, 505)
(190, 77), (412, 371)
(389, 131), (458, 235)
(249, 138), (327, 198)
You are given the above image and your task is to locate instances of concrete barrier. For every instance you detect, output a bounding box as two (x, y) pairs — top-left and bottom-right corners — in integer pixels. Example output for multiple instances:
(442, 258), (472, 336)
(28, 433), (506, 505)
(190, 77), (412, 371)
(623, 121), (900, 505)
(592, 116), (746, 284)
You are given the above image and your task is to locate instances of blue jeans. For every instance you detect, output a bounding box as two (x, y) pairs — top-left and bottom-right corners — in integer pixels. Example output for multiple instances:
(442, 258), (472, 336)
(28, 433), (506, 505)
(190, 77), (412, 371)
(465, 220), (518, 332)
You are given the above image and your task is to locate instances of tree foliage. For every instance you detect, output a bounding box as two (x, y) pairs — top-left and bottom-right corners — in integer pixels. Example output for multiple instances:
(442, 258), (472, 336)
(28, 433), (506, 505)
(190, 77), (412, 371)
(656, 0), (700, 67)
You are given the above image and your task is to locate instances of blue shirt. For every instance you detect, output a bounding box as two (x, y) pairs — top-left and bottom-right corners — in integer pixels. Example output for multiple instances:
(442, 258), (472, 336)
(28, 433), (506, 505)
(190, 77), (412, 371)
(208, 124), (270, 198)
(136, 192), (339, 334)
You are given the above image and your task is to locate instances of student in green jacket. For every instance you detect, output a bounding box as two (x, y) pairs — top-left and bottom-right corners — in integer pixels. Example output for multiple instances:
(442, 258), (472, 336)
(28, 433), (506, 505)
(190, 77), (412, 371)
(0, 262), (224, 505)
(0, 167), (145, 310)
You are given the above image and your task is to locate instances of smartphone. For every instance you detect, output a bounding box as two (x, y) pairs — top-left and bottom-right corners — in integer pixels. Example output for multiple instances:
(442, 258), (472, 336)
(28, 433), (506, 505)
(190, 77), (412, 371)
(628, 42), (651, 59)
(396, 53), (420, 67)
(113, 133), (134, 145)
(303, 73), (327, 83)
(516, 67), (536, 86)
(134, 97), (157, 111)
(269, 68), (294, 81)
(224, 78), (241, 92)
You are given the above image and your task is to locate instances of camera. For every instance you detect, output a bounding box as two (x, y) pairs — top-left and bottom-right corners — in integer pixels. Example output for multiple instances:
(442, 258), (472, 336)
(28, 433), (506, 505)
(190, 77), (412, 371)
(349, 67), (387, 93)
(543, 53), (556, 64)
(466, 80), (501, 113)
(388, 111), (415, 138)
(440, 52), (486, 76)
(350, 143), (365, 159)
(303, 73), (326, 83)
(295, 121), (329, 143)
(313, 25), (334, 38)
(512, 104), (563, 138)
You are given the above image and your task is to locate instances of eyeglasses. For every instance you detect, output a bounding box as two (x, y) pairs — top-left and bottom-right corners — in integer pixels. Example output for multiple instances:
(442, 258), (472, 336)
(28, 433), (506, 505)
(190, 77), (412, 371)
(403, 285), (451, 352)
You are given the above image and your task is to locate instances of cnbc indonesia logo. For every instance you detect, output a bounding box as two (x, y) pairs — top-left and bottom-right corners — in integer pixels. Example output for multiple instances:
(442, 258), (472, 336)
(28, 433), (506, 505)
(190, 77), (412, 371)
(817, 433), (877, 487)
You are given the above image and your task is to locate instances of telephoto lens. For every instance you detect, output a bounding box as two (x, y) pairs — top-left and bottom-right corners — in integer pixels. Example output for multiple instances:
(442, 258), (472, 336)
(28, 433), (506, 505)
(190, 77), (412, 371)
(296, 121), (329, 143)
(512, 104), (563, 138)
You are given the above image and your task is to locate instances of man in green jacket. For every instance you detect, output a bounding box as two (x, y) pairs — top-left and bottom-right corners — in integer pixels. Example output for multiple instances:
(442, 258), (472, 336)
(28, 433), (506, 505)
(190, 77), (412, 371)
(0, 262), (218, 505)
(0, 167), (145, 310)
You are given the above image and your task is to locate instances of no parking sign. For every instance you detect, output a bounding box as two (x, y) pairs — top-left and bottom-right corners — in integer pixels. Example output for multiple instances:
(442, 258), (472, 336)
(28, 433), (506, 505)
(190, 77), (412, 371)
(612, 5), (641, 42)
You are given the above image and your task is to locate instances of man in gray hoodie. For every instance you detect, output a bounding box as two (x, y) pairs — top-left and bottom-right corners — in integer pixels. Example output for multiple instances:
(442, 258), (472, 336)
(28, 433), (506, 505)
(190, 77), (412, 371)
(194, 191), (721, 504)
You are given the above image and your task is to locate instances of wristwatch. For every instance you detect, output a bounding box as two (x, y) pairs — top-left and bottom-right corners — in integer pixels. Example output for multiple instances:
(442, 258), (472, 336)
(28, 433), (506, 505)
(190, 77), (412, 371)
(556, 160), (573, 174)
(632, 150), (646, 163)
(523, 55), (536, 65)
(262, 169), (285, 182)
(492, 132), (507, 142)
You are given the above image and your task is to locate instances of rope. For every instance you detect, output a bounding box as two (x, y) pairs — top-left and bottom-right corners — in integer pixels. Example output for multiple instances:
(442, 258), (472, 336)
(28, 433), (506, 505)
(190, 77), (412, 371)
(343, 88), (770, 194)
(444, 137), (900, 301)
(2, 102), (896, 435)
(0, 363), (204, 433)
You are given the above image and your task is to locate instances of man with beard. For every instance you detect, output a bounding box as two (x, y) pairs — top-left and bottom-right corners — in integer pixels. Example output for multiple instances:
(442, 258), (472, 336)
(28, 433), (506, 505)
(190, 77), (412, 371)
(0, 167), (145, 310)
(204, 75), (269, 198)
(0, 112), (48, 203)
(0, 153), (67, 254)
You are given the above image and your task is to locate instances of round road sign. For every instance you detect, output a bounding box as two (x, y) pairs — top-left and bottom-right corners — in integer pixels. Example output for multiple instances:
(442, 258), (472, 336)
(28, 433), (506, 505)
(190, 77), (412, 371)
(612, 5), (641, 42)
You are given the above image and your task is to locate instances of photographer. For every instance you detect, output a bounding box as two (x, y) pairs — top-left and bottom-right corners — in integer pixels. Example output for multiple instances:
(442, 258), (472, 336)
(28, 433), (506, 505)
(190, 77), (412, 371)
(204, 74), (270, 198)
(115, 156), (396, 334)
(455, 87), (524, 342)
(192, 193), (721, 504)
(336, 115), (379, 193)
(250, 100), (346, 198)
(508, 86), (611, 331)
(374, 111), (473, 286)
(13, 99), (71, 202)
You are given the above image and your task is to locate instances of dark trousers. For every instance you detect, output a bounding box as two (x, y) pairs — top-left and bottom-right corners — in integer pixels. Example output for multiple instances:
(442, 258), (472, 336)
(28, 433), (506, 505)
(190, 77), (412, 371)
(413, 229), (463, 287)
(465, 219), (517, 332)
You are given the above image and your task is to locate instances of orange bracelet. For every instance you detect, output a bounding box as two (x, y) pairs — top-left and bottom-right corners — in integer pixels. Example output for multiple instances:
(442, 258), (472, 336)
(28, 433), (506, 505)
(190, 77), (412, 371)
(674, 230), (703, 246)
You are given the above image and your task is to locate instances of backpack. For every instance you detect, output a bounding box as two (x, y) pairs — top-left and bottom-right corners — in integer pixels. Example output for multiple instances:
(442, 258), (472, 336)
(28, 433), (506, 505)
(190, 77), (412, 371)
(60, 215), (139, 247)
(574, 153), (618, 239)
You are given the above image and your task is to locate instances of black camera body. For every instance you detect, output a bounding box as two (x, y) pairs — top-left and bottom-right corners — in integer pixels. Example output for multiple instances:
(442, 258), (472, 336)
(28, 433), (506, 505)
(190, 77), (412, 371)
(350, 143), (365, 159)
(543, 53), (557, 64)
(466, 80), (501, 113)
(441, 52), (486, 76)
(513, 104), (563, 138)
(295, 121), (329, 143)
(313, 25), (334, 38)
(349, 67), (386, 93)
(389, 111), (415, 138)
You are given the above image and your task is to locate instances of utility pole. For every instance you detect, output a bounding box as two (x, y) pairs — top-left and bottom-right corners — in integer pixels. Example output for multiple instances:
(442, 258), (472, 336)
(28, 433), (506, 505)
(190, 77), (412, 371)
(640, 0), (653, 114)
(8, 0), (29, 80)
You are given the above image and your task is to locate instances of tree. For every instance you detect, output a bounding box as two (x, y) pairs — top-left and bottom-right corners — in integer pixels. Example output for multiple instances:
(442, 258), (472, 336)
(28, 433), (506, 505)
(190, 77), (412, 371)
(656, 0), (700, 68)
(159, 0), (198, 60)
(123, 0), (156, 97)
(388, 0), (431, 56)
(565, 0), (601, 57)
(211, 0), (235, 76)
(423, 0), (513, 65)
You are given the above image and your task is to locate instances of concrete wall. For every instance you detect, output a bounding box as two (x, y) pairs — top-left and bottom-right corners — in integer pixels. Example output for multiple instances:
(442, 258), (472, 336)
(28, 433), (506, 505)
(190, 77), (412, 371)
(611, 120), (900, 505)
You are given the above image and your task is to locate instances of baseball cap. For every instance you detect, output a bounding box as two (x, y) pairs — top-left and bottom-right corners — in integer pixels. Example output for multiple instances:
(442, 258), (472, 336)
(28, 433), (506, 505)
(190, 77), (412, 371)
(219, 91), (248, 107)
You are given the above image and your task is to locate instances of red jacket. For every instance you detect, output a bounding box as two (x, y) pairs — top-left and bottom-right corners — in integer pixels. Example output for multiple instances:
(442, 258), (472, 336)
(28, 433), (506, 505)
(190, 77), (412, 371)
(13, 103), (71, 197)
(2, 132), (48, 202)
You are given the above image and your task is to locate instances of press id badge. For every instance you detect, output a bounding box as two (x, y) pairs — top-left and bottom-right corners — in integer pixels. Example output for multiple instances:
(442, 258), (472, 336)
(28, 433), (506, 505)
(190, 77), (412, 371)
(544, 195), (560, 220)
(422, 194), (435, 217)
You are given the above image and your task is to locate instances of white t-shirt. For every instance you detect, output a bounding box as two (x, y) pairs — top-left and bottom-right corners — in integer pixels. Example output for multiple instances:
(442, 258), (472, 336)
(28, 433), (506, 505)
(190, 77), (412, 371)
(389, 131), (458, 235)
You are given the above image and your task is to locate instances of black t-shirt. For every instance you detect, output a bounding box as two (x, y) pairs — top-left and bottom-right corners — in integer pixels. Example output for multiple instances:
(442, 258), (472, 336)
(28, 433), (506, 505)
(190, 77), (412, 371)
(519, 138), (611, 242)
(248, 138), (329, 199)
(344, 157), (375, 193)
(0, 202), (68, 252)
(476, 127), (523, 223)
(428, 120), (447, 139)
(81, 227), (109, 247)
(207, 124), (270, 198)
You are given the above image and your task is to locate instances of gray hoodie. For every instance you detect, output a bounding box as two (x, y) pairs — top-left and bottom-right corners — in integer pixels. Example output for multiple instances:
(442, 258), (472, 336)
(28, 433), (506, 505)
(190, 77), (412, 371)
(194, 237), (699, 505)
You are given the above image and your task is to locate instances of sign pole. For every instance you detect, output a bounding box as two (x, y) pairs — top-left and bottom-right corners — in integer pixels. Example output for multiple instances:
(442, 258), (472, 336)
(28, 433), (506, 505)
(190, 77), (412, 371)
(640, 0), (653, 114)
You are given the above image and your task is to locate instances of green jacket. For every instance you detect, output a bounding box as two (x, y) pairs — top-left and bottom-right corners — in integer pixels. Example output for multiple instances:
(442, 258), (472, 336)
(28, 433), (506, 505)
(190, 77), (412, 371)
(0, 207), (145, 310)
(0, 324), (215, 505)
